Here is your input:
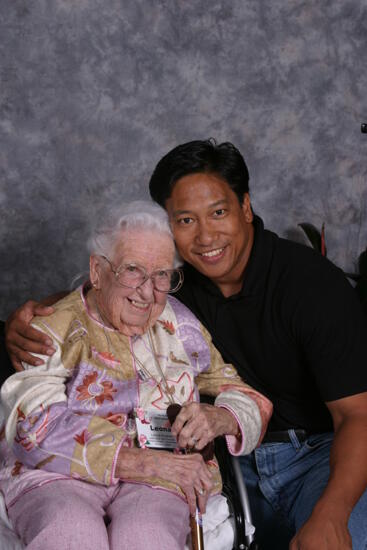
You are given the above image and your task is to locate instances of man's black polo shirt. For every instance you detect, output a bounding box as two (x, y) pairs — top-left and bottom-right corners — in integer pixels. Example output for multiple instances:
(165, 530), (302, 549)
(176, 216), (367, 432)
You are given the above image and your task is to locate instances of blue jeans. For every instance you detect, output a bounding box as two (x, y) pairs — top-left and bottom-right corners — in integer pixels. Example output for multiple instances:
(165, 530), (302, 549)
(239, 431), (367, 549)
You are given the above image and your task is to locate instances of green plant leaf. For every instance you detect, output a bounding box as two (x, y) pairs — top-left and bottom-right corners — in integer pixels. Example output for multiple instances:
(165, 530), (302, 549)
(298, 223), (322, 252)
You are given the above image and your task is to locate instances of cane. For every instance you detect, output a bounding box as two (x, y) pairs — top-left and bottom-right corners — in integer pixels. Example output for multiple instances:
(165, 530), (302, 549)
(167, 404), (214, 550)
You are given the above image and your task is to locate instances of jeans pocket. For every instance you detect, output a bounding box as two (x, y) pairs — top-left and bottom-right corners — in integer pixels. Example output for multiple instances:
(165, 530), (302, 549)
(304, 432), (333, 450)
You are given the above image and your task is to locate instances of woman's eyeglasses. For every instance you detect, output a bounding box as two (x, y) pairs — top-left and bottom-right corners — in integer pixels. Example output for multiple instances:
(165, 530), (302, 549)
(100, 256), (183, 293)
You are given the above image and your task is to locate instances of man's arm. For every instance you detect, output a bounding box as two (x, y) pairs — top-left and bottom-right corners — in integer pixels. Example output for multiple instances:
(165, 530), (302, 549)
(290, 391), (367, 550)
(5, 292), (67, 370)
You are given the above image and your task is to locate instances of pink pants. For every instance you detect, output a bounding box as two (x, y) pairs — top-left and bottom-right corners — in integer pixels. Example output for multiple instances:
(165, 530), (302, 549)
(8, 480), (190, 550)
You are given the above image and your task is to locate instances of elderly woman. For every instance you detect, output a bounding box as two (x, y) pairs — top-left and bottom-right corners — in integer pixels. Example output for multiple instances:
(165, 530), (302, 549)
(0, 201), (272, 550)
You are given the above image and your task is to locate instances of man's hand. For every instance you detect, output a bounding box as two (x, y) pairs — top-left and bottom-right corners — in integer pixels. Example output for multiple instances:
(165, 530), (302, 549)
(171, 402), (239, 451)
(290, 507), (352, 549)
(291, 391), (367, 549)
(5, 300), (56, 370)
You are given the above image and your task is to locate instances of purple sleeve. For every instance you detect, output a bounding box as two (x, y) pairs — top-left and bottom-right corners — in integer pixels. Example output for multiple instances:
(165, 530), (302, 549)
(13, 403), (131, 485)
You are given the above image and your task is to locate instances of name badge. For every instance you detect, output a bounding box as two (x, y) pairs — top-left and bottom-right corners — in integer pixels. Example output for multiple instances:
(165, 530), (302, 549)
(135, 409), (178, 450)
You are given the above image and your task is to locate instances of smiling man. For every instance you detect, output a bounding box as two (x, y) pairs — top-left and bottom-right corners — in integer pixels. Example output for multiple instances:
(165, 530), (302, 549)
(165, 172), (254, 297)
(4, 139), (367, 549)
(148, 139), (367, 550)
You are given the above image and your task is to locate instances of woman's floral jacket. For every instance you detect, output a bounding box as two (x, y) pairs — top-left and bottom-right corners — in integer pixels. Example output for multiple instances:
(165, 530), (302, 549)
(0, 287), (272, 507)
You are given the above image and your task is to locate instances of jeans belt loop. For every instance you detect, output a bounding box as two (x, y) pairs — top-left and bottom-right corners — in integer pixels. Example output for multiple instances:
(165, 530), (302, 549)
(288, 429), (302, 450)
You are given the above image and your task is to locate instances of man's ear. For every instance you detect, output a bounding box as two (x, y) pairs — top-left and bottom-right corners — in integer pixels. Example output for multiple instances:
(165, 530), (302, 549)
(90, 256), (102, 289)
(242, 193), (253, 223)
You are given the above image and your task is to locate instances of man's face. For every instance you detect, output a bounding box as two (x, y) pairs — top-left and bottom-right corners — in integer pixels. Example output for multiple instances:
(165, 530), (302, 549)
(165, 172), (254, 295)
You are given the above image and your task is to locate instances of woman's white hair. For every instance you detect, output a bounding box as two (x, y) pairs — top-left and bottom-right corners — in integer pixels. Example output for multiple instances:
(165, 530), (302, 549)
(87, 200), (182, 268)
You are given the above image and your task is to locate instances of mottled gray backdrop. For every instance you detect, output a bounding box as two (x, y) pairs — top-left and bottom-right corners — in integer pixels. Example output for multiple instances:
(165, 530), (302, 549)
(1, 0), (366, 319)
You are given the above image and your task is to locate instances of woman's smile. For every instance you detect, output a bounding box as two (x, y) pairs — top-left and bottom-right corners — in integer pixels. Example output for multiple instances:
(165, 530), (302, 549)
(127, 298), (151, 311)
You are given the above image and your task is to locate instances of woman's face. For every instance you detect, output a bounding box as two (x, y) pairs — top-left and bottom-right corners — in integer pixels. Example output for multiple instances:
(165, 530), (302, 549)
(90, 229), (175, 335)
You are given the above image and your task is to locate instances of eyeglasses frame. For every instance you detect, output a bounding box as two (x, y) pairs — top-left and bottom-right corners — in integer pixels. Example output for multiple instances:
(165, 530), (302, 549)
(99, 255), (184, 294)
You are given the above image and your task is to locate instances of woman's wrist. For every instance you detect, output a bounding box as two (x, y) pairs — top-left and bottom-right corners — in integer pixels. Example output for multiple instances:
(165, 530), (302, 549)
(116, 446), (172, 480)
(215, 406), (241, 437)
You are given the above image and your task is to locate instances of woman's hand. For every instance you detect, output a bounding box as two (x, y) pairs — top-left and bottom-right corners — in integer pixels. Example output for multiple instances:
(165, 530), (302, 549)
(116, 447), (213, 516)
(171, 402), (239, 451)
(5, 301), (56, 370)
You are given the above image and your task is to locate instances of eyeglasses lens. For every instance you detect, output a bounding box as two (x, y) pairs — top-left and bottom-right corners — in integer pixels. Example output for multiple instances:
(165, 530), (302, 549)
(153, 270), (180, 292)
(117, 265), (182, 293)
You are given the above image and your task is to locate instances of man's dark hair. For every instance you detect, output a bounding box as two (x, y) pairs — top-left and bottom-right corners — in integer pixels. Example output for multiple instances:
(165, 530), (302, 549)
(149, 138), (250, 206)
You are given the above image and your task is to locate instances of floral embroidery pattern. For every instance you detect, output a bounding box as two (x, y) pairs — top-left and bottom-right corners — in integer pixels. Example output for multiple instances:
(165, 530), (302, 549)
(15, 405), (50, 452)
(74, 429), (92, 446)
(103, 412), (127, 428)
(91, 346), (121, 369)
(138, 434), (148, 448)
(157, 319), (175, 335)
(151, 372), (193, 409)
(76, 371), (117, 407)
